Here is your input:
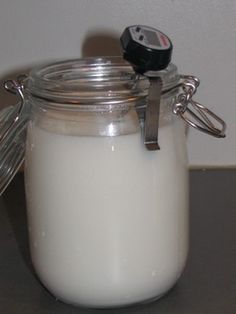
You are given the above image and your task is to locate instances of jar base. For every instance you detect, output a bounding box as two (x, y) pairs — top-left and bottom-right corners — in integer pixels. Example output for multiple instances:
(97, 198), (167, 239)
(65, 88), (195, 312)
(50, 285), (176, 310)
(33, 258), (184, 310)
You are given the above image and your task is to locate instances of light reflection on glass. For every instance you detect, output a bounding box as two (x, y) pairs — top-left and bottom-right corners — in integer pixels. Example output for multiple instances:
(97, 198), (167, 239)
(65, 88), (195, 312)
(108, 123), (116, 136)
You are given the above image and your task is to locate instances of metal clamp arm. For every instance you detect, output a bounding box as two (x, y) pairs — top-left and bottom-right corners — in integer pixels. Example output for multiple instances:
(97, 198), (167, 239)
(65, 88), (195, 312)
(173, 75), (226, 138)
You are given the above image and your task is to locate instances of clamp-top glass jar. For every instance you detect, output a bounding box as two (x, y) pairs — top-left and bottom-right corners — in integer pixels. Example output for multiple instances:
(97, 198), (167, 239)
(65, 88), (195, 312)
(0, 56), (225, 308)
(26, 57), (188, 308)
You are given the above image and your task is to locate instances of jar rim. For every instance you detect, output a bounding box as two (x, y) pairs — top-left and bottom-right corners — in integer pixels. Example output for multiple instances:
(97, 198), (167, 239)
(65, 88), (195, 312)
(27, 56), (180, 106)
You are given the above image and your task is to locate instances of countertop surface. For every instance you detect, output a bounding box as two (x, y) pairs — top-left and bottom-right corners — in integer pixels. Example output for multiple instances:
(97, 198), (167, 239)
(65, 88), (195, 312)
(0, 170), (235, 314)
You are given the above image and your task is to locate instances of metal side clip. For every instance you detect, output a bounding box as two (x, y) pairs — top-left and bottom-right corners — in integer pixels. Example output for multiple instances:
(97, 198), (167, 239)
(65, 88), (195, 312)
(144, 77), (163, 150)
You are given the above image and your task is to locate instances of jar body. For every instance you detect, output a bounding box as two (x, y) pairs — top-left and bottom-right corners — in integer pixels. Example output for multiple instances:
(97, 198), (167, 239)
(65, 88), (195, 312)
(24, 100), (188, 308)
(24, 58), (189, 308)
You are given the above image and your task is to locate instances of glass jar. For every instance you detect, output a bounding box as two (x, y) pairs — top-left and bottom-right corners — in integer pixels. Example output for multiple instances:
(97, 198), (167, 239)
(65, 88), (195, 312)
(25, 57), (188, 307)
(0, 56), (226, 308)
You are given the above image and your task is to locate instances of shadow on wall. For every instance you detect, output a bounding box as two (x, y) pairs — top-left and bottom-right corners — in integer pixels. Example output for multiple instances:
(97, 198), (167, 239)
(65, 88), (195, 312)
(0, 32), (123, 109)
(82, 32), (122, 57)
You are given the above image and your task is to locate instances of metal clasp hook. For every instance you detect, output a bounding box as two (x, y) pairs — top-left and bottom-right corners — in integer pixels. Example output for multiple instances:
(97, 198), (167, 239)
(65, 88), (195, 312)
(0, 75), (27, 143)
(173, 75), (226, 138)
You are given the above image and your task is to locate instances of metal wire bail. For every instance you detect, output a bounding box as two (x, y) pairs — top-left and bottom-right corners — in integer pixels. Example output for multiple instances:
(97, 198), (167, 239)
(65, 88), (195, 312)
(0, 75), (27, 143)
(0, 74), (28, 195)
(173, 75), (226, 138)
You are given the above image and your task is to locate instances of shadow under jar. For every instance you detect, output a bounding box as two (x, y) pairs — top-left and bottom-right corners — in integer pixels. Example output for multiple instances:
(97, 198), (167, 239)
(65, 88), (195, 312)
(23, 57), (189, 308)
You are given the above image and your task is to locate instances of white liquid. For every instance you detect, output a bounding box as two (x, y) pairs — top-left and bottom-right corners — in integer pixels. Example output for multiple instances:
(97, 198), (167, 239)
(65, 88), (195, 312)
(25, 118), (188, 308)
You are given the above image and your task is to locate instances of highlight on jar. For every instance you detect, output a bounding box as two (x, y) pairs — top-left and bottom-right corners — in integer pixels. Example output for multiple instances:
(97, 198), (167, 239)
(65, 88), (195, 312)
(0, 25), (226, 309)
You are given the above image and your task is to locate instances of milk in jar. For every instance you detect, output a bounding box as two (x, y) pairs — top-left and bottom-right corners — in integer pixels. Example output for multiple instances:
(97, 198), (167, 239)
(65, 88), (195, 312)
(23, 58), (189, 307)
(25, 118), (188, 307)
